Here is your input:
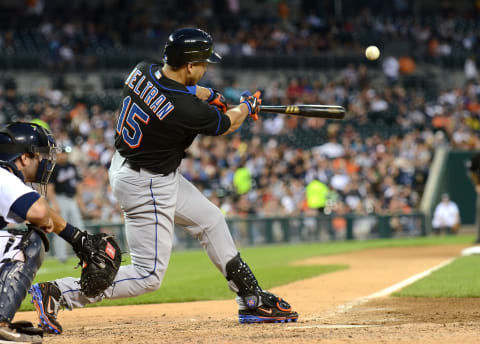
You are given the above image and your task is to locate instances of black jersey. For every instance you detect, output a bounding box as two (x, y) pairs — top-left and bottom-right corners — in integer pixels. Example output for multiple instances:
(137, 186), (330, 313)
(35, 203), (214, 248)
(114, 60), (231, 174)
(50, 162), (80, 197)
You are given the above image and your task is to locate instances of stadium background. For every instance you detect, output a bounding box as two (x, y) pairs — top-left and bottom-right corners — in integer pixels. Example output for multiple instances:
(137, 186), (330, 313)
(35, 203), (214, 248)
(1, 0), (480, 251)
(3, 1), (480, 343)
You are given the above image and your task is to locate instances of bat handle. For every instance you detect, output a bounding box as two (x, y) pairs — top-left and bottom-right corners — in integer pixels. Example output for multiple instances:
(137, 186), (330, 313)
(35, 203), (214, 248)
(251, 113), (258, 121)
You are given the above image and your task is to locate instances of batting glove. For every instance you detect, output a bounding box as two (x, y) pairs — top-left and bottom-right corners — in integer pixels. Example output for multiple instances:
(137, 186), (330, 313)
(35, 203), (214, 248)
(208, 89), (228, 113)
(240, 90), (262, 120)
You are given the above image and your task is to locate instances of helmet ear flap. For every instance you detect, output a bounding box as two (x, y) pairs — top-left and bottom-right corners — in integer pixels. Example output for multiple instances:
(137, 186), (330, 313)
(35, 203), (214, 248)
(0, 128), (23, 162)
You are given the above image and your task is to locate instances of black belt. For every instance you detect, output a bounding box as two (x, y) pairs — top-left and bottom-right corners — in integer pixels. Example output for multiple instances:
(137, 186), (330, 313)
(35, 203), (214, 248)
(126, 161), (142, 172)
(126, 160), (170, 176)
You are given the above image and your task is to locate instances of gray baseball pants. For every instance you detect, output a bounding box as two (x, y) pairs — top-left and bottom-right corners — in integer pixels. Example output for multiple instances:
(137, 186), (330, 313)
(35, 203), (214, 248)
(56, 151), (238, 309)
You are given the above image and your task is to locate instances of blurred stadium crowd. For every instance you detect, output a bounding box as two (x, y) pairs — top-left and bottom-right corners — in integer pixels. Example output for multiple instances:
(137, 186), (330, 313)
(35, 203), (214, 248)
(1, 61), (479, 222)
(1, 0), (480, 70)
(1, 0), (480, 229)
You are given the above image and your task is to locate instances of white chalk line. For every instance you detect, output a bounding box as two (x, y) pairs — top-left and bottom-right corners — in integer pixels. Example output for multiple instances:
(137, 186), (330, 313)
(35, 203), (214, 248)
(286, 324), (379, 330)
(287, 257), (456, 329)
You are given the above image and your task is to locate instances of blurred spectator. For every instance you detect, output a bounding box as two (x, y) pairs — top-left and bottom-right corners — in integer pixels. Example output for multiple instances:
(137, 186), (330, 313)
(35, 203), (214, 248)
(382, 56), (399, 84)
(47, 147), (85, 262)
(432, 193), (460, 235)
(305, 180), (329, 214)
(233, 165), (252, 195)
(465, 57), (478, 81)
(398, 56), (416, 75)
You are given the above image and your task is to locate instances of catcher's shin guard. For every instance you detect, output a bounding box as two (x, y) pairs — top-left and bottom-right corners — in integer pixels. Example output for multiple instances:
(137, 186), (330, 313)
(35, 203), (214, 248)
(225, 253), (299, 323)
(0, 230), (45, 323)
(0, 231), (45, 323)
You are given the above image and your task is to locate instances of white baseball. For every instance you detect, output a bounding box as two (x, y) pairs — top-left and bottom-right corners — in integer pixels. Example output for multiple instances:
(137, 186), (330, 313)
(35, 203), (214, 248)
(365, 46), (380, 60)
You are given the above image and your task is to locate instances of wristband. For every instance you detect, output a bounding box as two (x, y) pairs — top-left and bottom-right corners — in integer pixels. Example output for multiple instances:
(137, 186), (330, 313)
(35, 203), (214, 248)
(241, 100), (252, 115)
(186, 85), (197, 95)
(59, 222), (76, 242)
(206, 88), (215, 102)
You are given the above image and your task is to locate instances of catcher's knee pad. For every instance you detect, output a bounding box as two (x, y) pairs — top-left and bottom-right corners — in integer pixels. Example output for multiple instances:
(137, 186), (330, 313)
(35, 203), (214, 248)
(0, 230), (45, 322)
(226, 253), (262, 309)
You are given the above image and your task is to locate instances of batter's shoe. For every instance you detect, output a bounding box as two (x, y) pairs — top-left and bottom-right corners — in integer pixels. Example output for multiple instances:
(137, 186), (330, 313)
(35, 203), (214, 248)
(28, 283), (63, 334)
(238, 291), (298, 324)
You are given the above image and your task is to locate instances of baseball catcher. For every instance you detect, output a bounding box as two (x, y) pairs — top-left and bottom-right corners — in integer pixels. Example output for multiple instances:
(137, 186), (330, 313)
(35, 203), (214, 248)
(0, 122), (116, 342)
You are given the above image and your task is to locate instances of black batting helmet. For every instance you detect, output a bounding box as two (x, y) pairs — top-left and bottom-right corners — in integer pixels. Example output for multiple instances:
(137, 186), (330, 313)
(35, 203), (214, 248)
(0, 121), (56, 186)
(163, 28), (222, 68)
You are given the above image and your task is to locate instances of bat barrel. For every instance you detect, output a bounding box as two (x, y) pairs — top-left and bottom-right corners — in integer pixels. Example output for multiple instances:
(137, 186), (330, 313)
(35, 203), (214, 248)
(259, 104), (345, 119)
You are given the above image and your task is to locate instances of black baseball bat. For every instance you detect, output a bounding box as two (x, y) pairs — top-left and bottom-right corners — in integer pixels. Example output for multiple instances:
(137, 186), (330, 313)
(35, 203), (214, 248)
(258, 105), (345, 120)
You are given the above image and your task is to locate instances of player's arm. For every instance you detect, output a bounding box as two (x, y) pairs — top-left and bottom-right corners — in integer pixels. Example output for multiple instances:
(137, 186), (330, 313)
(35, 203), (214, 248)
(222, 91), (261, 135)
(186, 85), (213, 101)
(222, 104), (250, 135)
(1, 171), (53, 232)
(25, 197), (53, 232)
(26, 197), (71, 234)
(26, 194), (80, 236)
(187, 85), (228, 112)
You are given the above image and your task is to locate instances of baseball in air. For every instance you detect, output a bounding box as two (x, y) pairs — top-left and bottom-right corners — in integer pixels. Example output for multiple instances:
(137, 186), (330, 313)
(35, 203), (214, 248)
(365, 45), (380, 60)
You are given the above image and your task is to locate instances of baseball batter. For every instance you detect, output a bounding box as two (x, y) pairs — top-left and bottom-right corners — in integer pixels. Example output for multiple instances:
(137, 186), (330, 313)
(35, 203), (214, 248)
(31, 28), (298, 331)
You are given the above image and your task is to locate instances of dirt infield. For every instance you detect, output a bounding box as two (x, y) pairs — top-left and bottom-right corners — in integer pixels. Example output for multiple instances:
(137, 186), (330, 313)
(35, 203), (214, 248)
(15, 243), (480, 343)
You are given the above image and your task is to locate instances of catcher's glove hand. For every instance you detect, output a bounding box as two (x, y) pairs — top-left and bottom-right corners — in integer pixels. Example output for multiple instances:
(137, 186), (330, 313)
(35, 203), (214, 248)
(72, 230), (122, 298)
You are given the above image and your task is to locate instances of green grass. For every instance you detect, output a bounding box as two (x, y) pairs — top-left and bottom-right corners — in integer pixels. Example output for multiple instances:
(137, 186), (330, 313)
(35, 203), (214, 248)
(394, 255), (480, 298)
(20, 234), (475, 311)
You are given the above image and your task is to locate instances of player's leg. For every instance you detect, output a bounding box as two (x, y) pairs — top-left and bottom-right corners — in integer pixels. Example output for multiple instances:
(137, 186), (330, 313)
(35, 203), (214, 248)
(59, 164), (177, 303)
(174, 174), (237, 273)
(31, 153), (179, 332)
(174, 174), (298, 323)
(0, 229), (47, 342)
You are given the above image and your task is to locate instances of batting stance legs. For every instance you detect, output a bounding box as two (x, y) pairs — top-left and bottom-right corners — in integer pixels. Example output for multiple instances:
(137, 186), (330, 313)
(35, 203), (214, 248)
(34, 152), (297, 328)
(57, 152), (235, 301)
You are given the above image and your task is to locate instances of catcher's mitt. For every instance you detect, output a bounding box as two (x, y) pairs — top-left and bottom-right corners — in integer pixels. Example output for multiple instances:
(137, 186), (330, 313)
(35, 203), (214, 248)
(74, 232), (122, 298)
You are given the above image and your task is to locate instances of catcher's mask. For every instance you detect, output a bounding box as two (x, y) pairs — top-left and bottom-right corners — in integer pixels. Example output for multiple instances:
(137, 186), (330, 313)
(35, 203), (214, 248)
(0, 121), (57, 194)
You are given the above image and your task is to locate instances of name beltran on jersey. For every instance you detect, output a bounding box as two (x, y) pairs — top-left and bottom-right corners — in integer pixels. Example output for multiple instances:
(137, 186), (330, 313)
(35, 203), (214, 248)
(124, 67), (175, 118)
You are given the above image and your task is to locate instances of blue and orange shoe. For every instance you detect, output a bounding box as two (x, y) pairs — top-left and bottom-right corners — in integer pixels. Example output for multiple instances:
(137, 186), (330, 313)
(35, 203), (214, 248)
(29, 282), (63, 334)
(238, 291), (298, 324)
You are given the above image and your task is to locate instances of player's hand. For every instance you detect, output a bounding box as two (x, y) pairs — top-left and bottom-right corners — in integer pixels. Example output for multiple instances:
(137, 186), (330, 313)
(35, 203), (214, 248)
(41, 217), (54, 233)
(240, 90), (262, 121)
(208, 89), (227, 113)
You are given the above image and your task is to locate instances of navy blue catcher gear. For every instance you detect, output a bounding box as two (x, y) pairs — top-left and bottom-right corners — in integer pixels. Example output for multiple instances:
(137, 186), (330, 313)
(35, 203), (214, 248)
(163, 28), (222, 68)
(0, 229), (45, 323)
(0, 122), (56, 187)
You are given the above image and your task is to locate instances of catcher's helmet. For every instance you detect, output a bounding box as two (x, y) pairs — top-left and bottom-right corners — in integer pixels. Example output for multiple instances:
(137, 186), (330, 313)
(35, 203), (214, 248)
(163, 28), (222, 68)
(0, 121), (56, 185)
